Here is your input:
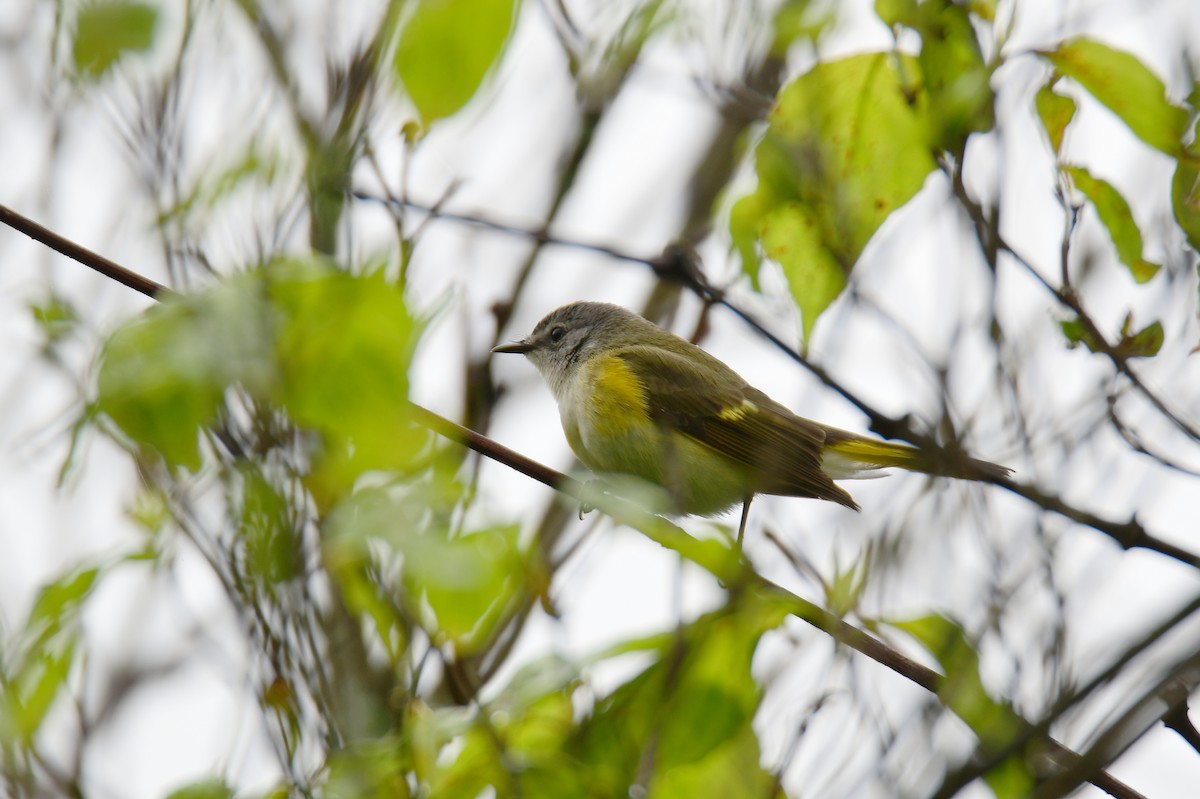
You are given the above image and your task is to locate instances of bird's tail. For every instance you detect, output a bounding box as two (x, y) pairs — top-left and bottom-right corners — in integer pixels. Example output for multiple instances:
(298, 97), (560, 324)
(820, 434), (1011, 482)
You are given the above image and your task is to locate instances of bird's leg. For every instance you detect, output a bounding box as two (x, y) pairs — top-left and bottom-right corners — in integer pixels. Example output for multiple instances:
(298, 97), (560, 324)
(737, 496), (753, 546)
(578, 478), (605, 519)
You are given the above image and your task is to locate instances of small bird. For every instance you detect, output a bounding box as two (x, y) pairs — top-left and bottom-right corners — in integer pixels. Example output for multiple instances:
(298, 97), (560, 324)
(493, 302), (1009, 536)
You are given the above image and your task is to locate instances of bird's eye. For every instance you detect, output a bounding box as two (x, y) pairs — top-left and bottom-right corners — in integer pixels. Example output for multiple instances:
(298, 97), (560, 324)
(549, 326), (566, 343)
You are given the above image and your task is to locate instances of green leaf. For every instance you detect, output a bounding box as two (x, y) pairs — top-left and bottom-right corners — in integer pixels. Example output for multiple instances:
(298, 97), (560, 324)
(891, 614), (1035, 797)
(490, 655), (580, 719)
(162, 778), (235, 799)
(96, 279), (270, 470)
(73, 1), (158, 78)
(157, 143), (282, 226)
(448, 660), (593, 796)
(326, 545), (408, 664)
(503, 691), (578, 770)
(96, 263), (423, 503)
(393, 0), (519, 126)
(1060, 314), (1163, 359)
(1059, 317), (1101, 352)
(770, 0), (834, 57)
(1065, 165), (1161, 283)
(413, 709), (515, 797)
(728, 190), (768, 288)
(324, 737), (410, 799)
(968, 0), (997, 22)
(572, 599), (787, 796)
(3, 637), (78, 743)
(325, 488), (527, 654)
(650, 723), (785, 799)
(759, 199), (849, 346)
(1172, 138), (1200, 252)
(1035, 78), (1076, 155)
(733, 52), (937, 340)
(1117, 317), (1164, 359)
(238, 468), (299, 587)
(1041, 38), (1189, 157)
(1, 566), (104, 744)
(266, 265), (424, 504)
(30, 293), (80, 353)
(877, 0), (995, 149)
(405, 523), (525, 650)
(128, 487), (171, 536)
(826, 556), (869, 618)
(28, 568), (98, 636)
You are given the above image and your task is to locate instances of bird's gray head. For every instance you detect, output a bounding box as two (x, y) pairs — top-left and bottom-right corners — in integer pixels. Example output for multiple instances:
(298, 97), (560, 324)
(492, 302), (652, 395)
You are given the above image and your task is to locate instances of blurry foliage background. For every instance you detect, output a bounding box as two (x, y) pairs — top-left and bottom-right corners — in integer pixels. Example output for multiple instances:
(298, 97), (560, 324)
(1, 0), (1200, 797)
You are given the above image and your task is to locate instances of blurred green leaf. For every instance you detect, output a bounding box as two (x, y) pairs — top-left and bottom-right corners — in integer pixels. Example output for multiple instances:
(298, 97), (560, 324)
(158, 143), (282, 226)
(73, 1), (158, 77)
(3, 637), (77, 743)
(968, 0), (997, 21)
(1059, 317), (1100, 352)
(770, 0), (833, 57)
(1117, 316), (1164, 359)
(393, 0), (518, 126)
(503, 686), (576, 759)
(325, 736), (410, 799)
(572, 599), (787, 796)
(404, 523), (525, 650)
(128, 487), (171, 537)
(238, 468), (299, 587)
(407, 704), (498, 796)
(826, 556), (869, 618)
(651, 722), (784, 799)
(96, 263), (423, 505)
(96, 278), (270, 470)
(1041, 38), (1189, 157)
(732, 52), (936, 341)
(30, 293), (80, 353)
(1060, 314), (1162, 359)
(326, 487), (527, 654)
(876, 0), (995, 149)
(438, 658), (590, 796)
(266, 265), (424, 504)
(892, 614), (1035, 797)
(1035, 78), (1076, 155)
(28, 567), (98, 636)
(1, 566), (103, 744)
(397, 602), (786, 796)
(490, 654), (579, 716)
(423, 717), (513, 797)
(729, 190), (768, 288)
(162, 778), (235, 799)
(326, 545), (409, 664)
(758, 197), (848, 343)
(1172, 139), (1200, 252)
(24, 566), (98, 650)
(1066, 165), (1160, 283)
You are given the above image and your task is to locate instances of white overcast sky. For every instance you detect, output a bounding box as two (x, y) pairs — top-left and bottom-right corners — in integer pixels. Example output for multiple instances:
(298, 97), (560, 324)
(2, 1), (1200, 797)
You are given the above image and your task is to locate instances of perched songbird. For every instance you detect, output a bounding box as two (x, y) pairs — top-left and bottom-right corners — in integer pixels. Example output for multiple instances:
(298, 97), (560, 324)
(494, 302), (1009, 535)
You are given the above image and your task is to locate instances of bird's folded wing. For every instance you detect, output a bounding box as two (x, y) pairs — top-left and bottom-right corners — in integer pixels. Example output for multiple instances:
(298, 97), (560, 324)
(615, 346), (857, 508)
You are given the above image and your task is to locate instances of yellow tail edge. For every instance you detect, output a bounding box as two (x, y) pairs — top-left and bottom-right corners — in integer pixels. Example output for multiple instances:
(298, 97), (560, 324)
(823, 437), (1011, 482)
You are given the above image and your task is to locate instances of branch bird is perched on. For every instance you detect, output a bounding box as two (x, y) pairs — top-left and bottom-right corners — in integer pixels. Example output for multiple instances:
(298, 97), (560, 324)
(494, 302), (1010, 538)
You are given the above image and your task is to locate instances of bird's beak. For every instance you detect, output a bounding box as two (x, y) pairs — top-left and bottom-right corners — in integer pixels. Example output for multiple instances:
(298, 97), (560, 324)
(492, 340), (534, 354)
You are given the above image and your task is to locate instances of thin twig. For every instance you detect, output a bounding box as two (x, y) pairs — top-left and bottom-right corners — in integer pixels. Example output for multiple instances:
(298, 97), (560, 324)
(0, 203), (170, 299)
